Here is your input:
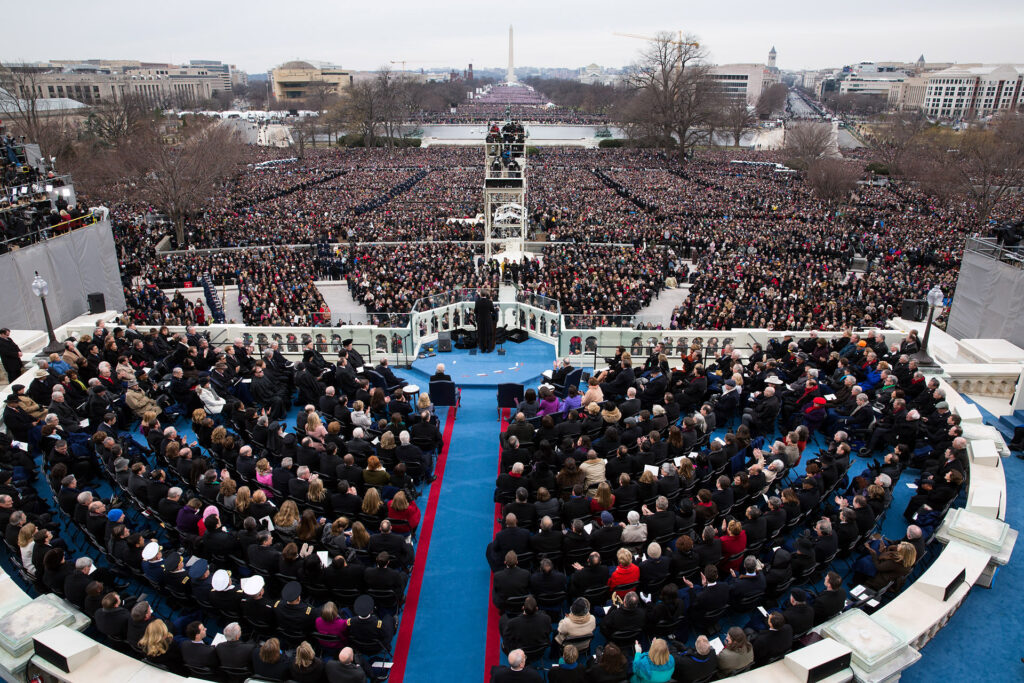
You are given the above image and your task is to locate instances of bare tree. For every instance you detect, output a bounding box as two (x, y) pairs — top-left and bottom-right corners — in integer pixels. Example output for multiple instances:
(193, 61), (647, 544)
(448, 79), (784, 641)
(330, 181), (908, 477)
(289, 116), (318, 157)
(868, 111), (929, 177)
(619, 32), (717, 162)
(0, 64), (77, 160)
(756, 83), (788, 119)
(116, 118), (243, 243)
(913, 114), (1024, 226)
(785, 121), (833, 166)
(85, 94), (150, 148)
(721, 97), (757, 147)
(806, 158), (860, 204)
(340, 79), (383, 146)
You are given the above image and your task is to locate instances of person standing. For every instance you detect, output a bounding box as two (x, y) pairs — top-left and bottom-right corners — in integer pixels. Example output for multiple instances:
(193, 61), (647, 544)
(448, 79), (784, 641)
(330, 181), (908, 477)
(475, 289), (496, 353)
(0, 328), (23, 382)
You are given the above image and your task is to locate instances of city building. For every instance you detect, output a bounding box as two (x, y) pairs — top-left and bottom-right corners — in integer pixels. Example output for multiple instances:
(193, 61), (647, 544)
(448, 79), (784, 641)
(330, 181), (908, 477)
(270, 61), (352, 100)
(1, 62), (219, 106)
(887, 75), (929, 111)
(577, 64), (621, 86)
(707, 61), (779, 105)
(922, 64), (1024, 118)
(838, 72), (907, 97)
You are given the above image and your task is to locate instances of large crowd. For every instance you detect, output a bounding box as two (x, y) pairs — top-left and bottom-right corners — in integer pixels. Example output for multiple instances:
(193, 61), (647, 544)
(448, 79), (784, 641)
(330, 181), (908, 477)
(60, 130), (1018, 333)
(486, 329), (965, 679)
(1, 322), (448, 682)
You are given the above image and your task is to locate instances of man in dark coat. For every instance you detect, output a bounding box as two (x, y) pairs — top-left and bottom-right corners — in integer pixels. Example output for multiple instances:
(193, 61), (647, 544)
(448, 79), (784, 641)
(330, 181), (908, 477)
(475, 290), (496, 353)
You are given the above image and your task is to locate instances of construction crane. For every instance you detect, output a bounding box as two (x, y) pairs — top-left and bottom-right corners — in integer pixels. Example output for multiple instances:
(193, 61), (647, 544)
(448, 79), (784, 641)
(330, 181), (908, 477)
(389, 60), (448, 73)
(613, 31), (700, 48)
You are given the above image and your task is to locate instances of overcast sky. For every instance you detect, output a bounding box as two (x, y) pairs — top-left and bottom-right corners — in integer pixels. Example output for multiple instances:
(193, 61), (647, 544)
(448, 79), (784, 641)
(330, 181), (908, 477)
(5, 0), (1023, 73)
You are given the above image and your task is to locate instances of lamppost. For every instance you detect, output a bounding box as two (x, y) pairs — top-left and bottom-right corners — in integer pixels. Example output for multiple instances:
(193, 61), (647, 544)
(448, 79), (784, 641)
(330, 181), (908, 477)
(31, 272), (64, 355)
(915, 285), (944, 367)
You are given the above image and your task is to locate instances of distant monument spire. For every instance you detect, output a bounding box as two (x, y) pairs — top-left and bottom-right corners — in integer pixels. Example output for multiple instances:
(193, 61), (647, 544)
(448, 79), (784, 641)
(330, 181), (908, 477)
(507, 25), (516, 84)
(768, 46), (777, 69)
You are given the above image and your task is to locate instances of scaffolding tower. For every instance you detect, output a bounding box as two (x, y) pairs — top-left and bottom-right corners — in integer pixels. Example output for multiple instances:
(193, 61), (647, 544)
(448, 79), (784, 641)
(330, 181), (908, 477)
(483, 113), (528, 260)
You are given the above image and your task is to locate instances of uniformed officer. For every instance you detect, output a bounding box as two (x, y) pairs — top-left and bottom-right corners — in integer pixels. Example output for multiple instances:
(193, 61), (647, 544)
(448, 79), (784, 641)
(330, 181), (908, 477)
(141, 541), (164, 585)
(209, 569), (243, 614)
(188, 558), (212, 602)
(347, 595), (394, 645)
(240, 575), (275, 629)
(273, 580), (318, 637)
(162, 551), (190, 593)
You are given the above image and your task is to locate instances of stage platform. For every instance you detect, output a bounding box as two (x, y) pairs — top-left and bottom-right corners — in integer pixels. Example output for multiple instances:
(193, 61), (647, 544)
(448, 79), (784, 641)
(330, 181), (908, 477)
(409, 338), (556, 387)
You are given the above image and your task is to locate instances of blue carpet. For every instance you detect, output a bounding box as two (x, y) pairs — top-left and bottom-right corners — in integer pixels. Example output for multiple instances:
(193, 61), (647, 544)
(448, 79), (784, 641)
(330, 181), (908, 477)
(410, 338), (555, 387)
(900, 438), (1024, 680)
(397, 385), (497, 682)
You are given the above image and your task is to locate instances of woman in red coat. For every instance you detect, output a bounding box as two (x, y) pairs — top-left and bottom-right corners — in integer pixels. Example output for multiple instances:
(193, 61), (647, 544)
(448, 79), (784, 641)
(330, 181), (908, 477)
(718, 519), (748, 572)
(386, 490), (421, 533)
(608, 547), (640, 597)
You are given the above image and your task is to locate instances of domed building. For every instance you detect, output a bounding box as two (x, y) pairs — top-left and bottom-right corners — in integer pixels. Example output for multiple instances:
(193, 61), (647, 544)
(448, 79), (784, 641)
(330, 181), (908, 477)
(270, 59), (352, 100)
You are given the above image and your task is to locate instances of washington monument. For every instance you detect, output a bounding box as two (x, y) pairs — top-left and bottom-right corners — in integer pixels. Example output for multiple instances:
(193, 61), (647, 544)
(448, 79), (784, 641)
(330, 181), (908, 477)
(506, 25), (516, 84)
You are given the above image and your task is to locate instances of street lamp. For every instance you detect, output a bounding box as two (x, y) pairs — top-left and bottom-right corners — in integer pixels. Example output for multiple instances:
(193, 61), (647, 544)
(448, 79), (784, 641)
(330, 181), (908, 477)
(31, 272), (64, 355)
(913, 285), (944, 367)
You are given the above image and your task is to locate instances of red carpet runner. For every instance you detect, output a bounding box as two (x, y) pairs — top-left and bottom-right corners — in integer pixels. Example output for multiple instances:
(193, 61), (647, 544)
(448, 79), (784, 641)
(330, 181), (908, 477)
(389, 405), (458, 682)
(483, 408), (509, 680)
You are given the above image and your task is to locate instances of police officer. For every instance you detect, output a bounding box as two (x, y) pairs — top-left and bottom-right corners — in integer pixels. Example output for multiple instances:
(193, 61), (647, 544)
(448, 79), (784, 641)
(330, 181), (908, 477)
(273, 581), (318, 637)
(241, 575), (275, 630)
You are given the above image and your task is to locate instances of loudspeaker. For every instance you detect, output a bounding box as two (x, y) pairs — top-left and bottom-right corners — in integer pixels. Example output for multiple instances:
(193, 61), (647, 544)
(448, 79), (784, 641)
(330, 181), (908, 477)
(783, 638), (852, 682)
(33, 626), (98, 673)
(87, 292), (105, 314)
(901, 299), (927, 322)
(437, 331), (452, 353)
(914, 564), (966, 602)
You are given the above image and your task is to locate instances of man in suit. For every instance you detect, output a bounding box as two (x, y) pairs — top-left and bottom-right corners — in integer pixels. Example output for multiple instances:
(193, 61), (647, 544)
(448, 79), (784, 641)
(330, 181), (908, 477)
(753, 612), (794, 665)
(326, 647), (370, 683)
(180, 621), (219, 669)
(618, 387), (641, 420)
(367, 520), (414, 567)
(638, 542), (671, 593)
(247, 532), (281, 573)
(528, 558), (566, 596)
(63, 557), (98, 608)
(673, 636), (719, 682)
(492, 551), (530, 610)
(489, 648), (543, 682)
(375, 357), (407, 389)
(475, 290), (496, 353)
(640, 367), (669, 411)
(729, 556), (767, 605)
(364, 552), (407, 609)
(780, 588), (815, 636)
(643, 496), (682, 541)
(500, 595), (552, 655)
(683, 565), (730, 629)
(0, 328), (23, 381)
(430, 363), (452, 382)
(215, 622), (255, 673)
(813, 571), (847, 625)
(599, 590), (647, 639)
(487, 514), (531, 571)
(93, 591), (131, 641)
(569, 552), (608, 598)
